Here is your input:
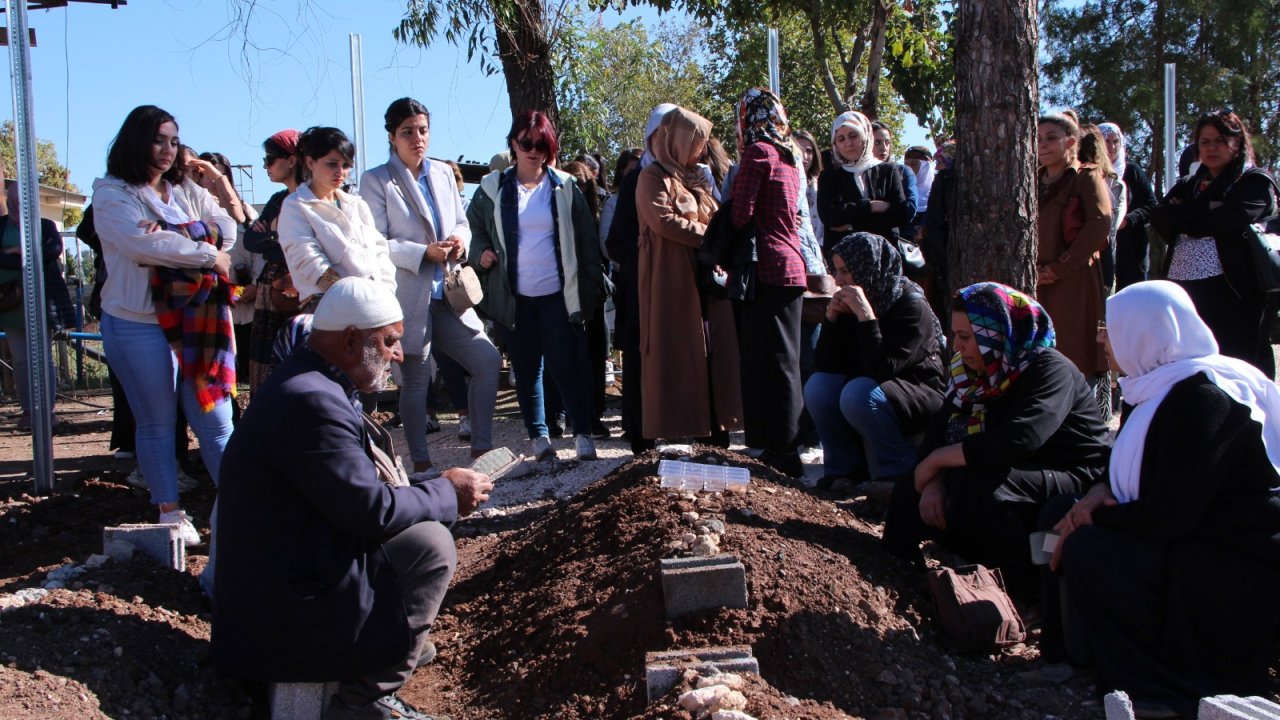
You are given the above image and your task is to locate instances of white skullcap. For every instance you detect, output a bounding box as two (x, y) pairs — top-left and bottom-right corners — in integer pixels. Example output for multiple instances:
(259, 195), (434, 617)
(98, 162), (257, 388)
(312, 277), (403, 331)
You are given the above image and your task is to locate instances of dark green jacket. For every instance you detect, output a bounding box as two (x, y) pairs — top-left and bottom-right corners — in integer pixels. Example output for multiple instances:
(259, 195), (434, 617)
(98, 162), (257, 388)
(466, 166), (604, 329)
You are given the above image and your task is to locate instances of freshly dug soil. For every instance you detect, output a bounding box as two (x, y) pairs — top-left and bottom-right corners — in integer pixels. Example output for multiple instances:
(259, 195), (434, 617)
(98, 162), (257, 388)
(2, 448), (1277, 719)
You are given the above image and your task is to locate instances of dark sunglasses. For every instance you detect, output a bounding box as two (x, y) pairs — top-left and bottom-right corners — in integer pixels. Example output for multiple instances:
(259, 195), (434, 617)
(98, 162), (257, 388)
(263, 155), (287, 166)
(515, 137), (548, 153)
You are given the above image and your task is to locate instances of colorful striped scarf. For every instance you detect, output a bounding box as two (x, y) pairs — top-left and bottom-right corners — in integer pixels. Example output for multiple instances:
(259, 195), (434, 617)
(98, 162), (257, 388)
(150, 220), (243, 412)
(945, 282), (1055, 442)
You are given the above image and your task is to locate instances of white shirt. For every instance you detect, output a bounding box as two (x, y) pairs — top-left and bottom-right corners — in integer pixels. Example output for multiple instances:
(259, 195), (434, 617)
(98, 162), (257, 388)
(514, 175), (561, 297)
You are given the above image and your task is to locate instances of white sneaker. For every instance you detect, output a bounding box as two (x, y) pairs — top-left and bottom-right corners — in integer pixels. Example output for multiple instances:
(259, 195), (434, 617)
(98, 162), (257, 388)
(114, 450), (136, 460)
(158, 508), (203, 547)
(458, 416), (471, 441)
(575, 435), (598, 461)
(529, 435), (555, 462)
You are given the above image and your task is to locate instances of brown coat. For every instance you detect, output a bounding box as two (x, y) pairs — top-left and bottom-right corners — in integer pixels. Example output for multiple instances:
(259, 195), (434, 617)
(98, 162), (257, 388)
(636, 109), (743, 439)
(1036, 163), (1113, 375)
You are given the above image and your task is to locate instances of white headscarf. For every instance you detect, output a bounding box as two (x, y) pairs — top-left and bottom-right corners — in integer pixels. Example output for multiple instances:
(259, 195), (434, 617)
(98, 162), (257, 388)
(640, 103), (679, 169)
(1098, 122), (1126, 180)
(829, 111), (880, 177)
(1107, 281), (1280, 503)
(913, 159), (935, 212)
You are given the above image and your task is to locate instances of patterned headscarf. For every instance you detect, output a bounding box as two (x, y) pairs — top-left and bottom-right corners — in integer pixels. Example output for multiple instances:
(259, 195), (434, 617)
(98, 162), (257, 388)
(934, 141), (956, 172)
(736, 88), (795, 164)
(830, 232), (906, 316)
(945, 282), (1055, 441)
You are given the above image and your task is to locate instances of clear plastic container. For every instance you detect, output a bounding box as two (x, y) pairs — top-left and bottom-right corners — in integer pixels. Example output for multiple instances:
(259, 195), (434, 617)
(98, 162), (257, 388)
(657, 459), (750, 492)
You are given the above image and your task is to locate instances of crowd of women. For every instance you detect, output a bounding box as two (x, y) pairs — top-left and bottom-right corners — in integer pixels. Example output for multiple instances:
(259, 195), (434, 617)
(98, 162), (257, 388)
(78, 92), (1279, 718)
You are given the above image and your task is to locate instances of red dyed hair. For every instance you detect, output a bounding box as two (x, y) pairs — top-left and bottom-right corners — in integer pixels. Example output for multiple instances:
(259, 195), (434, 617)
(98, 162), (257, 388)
(507, 110), (559, 162)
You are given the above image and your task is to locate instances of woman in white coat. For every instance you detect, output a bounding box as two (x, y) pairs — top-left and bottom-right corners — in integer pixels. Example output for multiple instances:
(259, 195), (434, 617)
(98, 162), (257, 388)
(277, 126), (395, 309)
(360, 98), (500, 468)
(91, 105), (237, 549)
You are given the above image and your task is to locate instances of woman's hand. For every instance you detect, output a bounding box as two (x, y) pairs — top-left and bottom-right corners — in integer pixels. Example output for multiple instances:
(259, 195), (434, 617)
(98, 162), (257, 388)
(831, 223), (853, 233)
(184, 158), (222, 189)
(1049, 483), (1118, 571)
(212, 251), (232, 278)
(444, 235), (466, 261)
(919, 480), (947, 530)
(1038, 266), (1058, 285)
(425, 243), (450, 264)
(833, 285), (875, 321)
(869, 200), (890, 213)
(479, 249), (498, 270)
(138, 220), (161, 234)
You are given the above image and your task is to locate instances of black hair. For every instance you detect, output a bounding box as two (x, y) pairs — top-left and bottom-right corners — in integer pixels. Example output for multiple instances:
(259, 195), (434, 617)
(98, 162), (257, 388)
(263, 136), (304, 185)
(296, 127), (356, 178)
(950, 293), (968, 314)
(384, 97), (431, 134)
(107, 105), (184, 186)
(199, 151), (233, 178)
(611, 148), (643, 192)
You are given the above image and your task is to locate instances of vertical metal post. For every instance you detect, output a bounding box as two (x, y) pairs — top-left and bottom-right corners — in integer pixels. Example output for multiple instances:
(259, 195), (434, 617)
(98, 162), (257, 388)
(1164, 62), (1177, 190)
(767, 29), (780, 96)
(349, 34), (366, 183)
(7, 0), (55, 495)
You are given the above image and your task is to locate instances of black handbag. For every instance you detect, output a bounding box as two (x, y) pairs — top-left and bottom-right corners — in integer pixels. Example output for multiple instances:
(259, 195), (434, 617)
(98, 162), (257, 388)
(1245, 217), (1280, 293)
(897, 237), (928, 279)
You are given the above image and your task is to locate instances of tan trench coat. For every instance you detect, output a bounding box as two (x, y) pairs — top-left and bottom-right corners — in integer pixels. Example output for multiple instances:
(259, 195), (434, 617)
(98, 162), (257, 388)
(635, 109), (744, 439)
(1037, 163), (1113, 375)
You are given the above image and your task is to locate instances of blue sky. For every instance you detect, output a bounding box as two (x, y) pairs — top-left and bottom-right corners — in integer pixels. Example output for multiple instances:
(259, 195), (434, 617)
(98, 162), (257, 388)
(2, 0), (928, 208)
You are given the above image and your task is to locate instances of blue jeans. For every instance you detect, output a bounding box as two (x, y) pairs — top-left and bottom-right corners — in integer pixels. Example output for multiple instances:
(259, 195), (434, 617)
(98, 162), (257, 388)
(507, 293), (594, 439)
(101, 313), (233, 504)
(803, 373), (916, 479)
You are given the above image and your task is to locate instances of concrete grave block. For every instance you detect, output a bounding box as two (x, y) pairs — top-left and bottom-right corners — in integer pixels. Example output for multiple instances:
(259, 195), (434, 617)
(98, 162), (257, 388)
(102, 524), (185, 571)
(660, 555), (748, 619)
(1199, 695), (1280, 720)
(645, 645), (758, 701)
(1105, 691), (1136, 720)
(269, 682), (340, 720)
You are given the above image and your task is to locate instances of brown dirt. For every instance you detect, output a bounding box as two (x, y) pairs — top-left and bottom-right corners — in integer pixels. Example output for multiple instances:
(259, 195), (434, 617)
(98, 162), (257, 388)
(1, 406), (1277, 720)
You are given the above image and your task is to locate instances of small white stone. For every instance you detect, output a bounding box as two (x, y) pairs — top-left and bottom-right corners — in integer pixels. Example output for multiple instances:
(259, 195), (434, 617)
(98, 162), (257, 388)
(696, 673), (745, 690)
(712, 712), (757, 720)
(681, 532), (698, 544)
(679, 685), (746, 714)
(682, 511), (700, 523)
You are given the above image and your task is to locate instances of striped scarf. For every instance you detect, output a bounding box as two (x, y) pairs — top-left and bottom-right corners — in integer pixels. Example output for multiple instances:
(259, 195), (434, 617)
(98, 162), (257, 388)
(945, 282), (1055, 442)
(150, 220), (243, 412)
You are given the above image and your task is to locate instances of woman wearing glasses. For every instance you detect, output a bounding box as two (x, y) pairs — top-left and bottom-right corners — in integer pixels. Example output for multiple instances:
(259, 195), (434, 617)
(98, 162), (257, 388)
(1149, 111), (1278, 378)
(277, 126), (395, 310)
(243, 130), (304, 389)
(467, 111), (606, 462)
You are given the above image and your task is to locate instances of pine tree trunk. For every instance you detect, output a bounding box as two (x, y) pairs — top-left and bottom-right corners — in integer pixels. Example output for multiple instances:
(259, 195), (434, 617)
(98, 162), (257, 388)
(950, 0), (1040, 294)
(493, 0), (561, 131)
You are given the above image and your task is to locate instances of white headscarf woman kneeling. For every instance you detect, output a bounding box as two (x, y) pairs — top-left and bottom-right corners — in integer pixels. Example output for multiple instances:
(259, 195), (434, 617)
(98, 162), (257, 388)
(1043, 280), (1280, 719)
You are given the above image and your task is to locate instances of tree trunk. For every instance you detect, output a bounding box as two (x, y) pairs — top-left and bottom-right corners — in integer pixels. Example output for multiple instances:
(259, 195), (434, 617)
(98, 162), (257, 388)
(860, 0), (888, 120)
(493, 0), (560, 130)
(809, 0), (849, 113)
(1151, 0), (1166, 195)
(950, 0), (1039, 294)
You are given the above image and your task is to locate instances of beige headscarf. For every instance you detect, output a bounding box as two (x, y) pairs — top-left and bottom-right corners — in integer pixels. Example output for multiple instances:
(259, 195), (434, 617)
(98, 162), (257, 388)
(830, 110), (880, 176)
(652, 107), (715, 195)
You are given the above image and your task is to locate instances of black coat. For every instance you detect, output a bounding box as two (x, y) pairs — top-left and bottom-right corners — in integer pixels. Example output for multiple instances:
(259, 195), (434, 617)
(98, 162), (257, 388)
(922, 349), (1110, 481)
(605, 166), (642, 344)
(0, 215), (76, 331)
(816, 164), (909, 249)
(1149, 167), (1277, 296)
(212, 347), (459, 682)
(1092, 374), (1280, 689)
(813, 290), (945, 434)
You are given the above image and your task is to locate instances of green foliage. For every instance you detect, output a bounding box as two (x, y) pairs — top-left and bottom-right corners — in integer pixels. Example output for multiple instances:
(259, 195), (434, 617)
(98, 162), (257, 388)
(555, 14), (718, 158)
(1041, 0), (1280, 172)
(395, 0), (502, 75)
(0, 121), (84, 227)
(883, 0), (954, 139)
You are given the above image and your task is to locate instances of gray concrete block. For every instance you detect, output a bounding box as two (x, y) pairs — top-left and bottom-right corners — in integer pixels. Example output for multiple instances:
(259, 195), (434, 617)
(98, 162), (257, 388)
(660, 555), (747, 619)
(102, 524), (185, 571)
(645, 645), (758, 701)
(1104, 690), (1136, 720)
(269, 681), (339, 720)
(1198, 695), (1280, 720)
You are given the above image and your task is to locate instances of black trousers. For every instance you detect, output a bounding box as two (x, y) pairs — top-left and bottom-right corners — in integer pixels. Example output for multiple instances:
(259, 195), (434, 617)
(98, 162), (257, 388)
(1115, 226), (1149, 290)
(882, 465), (1086, 599)
(336, 521), (457, 706)
(734, 283), (804, 452)
(1177, 275), (1275, 379)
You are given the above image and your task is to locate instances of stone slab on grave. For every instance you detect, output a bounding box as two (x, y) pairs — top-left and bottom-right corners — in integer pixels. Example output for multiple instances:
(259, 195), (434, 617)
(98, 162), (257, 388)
(102, 524), (185, 571)
(660, 555), (748, 619)
(645, 645), (759, 701)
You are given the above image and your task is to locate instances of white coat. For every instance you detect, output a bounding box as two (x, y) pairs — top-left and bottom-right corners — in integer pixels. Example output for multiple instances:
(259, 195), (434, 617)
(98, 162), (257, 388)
(277, 183), (396, 305)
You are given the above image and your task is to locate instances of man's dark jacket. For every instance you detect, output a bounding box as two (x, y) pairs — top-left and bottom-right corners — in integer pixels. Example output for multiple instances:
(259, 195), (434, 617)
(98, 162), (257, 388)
(212, 346), (458, 681)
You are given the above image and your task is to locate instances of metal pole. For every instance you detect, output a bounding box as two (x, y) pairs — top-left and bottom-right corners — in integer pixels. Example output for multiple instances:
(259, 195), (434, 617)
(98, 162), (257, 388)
(7, 0), (55, 495)
(349, 34), (366, 183)
(1164, 62), (1177, 191)
(767, 29), (780, 96)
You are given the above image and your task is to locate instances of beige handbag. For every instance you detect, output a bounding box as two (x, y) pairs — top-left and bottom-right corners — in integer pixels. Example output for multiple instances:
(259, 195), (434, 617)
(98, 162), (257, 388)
(444, 265), (483, 313)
